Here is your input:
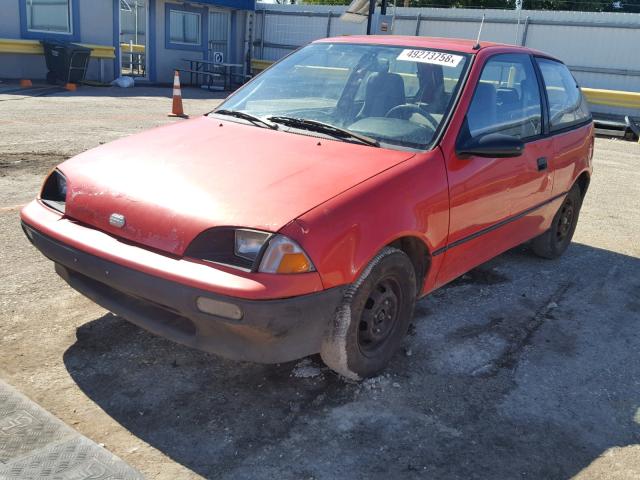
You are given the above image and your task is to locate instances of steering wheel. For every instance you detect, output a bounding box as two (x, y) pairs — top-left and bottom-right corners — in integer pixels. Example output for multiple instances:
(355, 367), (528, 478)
(385, 104), (439, 131)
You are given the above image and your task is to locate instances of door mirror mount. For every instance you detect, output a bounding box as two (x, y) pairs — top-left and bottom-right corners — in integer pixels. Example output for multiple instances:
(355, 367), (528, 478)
(457, 133), (525, 158)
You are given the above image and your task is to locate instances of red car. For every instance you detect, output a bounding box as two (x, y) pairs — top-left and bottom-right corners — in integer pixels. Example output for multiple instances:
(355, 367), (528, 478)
(22, 36), (593, 379)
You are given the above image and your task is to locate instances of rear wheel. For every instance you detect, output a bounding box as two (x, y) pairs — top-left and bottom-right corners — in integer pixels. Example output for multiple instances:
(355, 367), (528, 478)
(320, 247), (416, 380)
(531, 185), (582, 259)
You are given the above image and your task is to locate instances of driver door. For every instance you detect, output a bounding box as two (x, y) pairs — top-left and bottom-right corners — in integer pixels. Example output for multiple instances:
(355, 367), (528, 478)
(436, 53), (550, 285)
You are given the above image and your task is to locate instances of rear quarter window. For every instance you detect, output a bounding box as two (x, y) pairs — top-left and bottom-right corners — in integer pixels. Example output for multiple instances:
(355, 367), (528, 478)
(536, 58), (591, 132)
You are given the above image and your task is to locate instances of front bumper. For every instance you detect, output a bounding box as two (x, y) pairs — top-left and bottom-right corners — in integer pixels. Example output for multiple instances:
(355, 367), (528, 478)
(22, 221), (344, 363)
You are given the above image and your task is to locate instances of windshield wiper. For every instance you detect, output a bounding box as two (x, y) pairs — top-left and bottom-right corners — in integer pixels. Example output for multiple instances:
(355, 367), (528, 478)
(267, 116), (380, 147)
(212, 109), (278, 130)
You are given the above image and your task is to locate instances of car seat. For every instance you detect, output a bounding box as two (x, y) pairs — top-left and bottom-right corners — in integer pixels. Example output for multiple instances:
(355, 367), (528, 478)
(357, 70), (406, 119)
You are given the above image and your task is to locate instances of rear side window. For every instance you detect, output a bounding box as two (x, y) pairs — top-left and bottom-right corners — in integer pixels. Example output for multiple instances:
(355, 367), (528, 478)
(536, 58), (591, 132)
(466, 53), (542, 140)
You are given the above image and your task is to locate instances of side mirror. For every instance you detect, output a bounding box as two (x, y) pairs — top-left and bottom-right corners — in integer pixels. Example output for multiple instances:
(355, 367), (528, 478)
(457, 133), (525, 158)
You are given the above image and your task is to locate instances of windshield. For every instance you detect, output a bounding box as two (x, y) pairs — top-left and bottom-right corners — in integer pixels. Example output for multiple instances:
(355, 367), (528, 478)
(217, 43), (471, 151)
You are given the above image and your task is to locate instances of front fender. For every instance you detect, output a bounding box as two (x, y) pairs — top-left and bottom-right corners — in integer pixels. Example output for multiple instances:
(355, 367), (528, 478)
(280, 149), (450, 294)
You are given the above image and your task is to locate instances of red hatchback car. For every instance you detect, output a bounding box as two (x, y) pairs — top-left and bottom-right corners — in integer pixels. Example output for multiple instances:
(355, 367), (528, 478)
(22, 36), (593, 379)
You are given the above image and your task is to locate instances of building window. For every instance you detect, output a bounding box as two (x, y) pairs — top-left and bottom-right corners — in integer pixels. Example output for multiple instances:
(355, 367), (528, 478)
(26, 0), (72, 34)
(169, 10), (201, 45)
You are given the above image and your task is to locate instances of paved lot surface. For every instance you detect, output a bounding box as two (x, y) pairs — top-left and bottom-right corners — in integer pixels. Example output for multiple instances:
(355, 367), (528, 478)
(0, 86), (639, 479)
(0, 379), (142, 479)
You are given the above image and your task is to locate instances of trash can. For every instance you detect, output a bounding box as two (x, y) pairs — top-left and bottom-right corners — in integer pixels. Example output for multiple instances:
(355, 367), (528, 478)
(41, 40), (92, 85)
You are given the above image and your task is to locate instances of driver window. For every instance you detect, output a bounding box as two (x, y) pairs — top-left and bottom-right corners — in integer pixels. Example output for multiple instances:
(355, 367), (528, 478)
(466, 54), (542, 140)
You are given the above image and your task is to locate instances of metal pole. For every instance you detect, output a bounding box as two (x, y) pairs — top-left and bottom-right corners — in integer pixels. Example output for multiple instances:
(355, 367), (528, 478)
(521, 16), (530, 46)
(135, 0), (138, 46)
(326, 11), (332, 38)
(260, 10), (266, 58)
(415, 13), (421, 36)
(245, 11), (253, 79)
(381, 0), (387, 15)
(514, 0), (522, 46)
(366, 0), (376, 35)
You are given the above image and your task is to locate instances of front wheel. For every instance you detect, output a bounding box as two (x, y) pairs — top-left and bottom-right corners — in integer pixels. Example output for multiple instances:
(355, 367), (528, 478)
(531, 185), (583, 259)
(320, 247), (417, 380)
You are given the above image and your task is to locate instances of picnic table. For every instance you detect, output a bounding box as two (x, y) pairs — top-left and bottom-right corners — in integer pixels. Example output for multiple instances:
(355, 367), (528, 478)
(181, 58), (244, 91)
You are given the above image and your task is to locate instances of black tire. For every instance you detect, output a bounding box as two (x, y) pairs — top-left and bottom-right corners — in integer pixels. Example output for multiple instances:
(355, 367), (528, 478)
(531, 185), (583, 259)
(320, 247), (417, 380)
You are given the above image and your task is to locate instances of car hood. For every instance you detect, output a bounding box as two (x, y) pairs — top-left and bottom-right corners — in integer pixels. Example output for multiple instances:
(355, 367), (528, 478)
(60, 116), (413, 256)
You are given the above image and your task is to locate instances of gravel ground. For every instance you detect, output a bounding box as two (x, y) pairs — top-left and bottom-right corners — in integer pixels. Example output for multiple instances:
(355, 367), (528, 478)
(0, 86), (639, 480)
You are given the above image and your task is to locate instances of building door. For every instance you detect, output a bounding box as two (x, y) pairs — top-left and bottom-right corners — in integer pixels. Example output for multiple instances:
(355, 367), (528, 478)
(208, 10), (230, 64)
(119, 0), (149, 79)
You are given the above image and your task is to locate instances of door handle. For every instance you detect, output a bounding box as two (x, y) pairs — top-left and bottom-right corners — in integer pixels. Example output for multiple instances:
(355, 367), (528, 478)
(537, 157), (548, 171)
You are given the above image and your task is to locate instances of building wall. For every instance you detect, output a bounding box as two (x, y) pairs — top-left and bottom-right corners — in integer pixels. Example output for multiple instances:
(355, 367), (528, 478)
(0, 0), (251, 84)
(0, 0), (21, 38)
(153, 0), (248, 84)
(79, 0), (116, 81)
(154, 0), (206, 84)
(0, 0), (116, 82)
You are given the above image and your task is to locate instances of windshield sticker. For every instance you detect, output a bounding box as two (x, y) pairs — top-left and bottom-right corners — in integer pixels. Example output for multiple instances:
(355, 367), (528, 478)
(397, 50), (464, 67)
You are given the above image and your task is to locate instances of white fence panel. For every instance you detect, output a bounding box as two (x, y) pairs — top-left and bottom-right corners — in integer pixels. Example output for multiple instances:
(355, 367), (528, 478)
(253, 4), (640, 117)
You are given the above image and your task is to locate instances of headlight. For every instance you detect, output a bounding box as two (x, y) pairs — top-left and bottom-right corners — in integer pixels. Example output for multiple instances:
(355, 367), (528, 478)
(185, 228), (315, 274)
(40, 169), (67, 213)
(235, 229), (270, 262)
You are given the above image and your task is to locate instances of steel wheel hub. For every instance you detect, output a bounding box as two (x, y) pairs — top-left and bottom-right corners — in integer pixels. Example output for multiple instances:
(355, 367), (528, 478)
(556, 200), (575, 242)
(359, 279), (400, 354)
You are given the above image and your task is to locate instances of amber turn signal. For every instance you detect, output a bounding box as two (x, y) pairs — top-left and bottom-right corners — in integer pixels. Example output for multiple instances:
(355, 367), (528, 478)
(276, 252), (312, 274)
(258, 235), (315, 274)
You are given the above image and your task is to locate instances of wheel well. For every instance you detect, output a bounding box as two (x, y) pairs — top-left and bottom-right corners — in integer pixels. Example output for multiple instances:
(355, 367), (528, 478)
(387, 236), (430, 294)
(576, 172), (590, 198)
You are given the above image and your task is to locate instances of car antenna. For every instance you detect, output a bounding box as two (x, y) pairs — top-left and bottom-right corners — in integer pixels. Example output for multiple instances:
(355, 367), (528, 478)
(473, 14), (485, 50)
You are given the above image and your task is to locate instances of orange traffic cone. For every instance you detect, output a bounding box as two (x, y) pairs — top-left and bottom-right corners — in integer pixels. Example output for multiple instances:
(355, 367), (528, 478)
(19, 79), (32, 88)
(168, 71), (188, 118)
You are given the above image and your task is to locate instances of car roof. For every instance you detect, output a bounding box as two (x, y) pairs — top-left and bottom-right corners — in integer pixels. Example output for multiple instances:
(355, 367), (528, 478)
(314, 35), (554, 59)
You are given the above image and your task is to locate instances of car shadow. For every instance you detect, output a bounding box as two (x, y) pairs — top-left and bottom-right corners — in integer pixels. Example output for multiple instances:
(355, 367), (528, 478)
(63, 242), (640, 479)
